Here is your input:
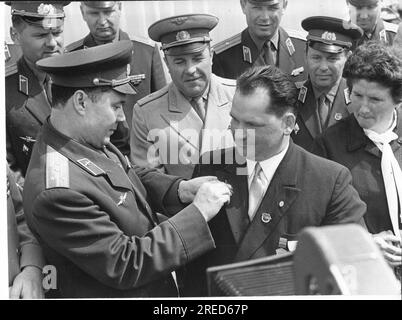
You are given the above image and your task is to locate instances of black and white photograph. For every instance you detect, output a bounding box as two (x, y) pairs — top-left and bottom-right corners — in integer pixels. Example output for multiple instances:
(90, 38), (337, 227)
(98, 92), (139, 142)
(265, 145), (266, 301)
(1, 0), (402, 303)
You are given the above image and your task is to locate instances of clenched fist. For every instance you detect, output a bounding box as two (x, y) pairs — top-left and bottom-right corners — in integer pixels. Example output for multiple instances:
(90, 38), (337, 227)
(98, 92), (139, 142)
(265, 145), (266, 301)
(193, 180), (233, 222)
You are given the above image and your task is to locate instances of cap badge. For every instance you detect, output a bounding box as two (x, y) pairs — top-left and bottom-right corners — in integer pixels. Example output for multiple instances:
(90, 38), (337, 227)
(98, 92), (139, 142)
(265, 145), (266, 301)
(321, 31), (337, 41)
(38, 3), (56, 16)
(126, 63), (131, 76)
(171, 17), (188, 25)
(176, 30), (191, 41)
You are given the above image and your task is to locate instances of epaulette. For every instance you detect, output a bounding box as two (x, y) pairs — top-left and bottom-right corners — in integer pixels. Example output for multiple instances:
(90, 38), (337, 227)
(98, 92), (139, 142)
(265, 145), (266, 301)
(212, 32), (242, 54)
(131, 35), (155, 47)
(6, 62), (18, 77)
(383, 21), (399, 33)
(65, 38), (85, 52)
(286, 29), (308, 41)
(45, 146), (70, 189)
(215, 75), (236, 87)
(137, 86), (169, 107)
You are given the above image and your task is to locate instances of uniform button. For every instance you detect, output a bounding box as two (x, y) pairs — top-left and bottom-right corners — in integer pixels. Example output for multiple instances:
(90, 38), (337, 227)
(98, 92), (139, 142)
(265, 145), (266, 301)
(398, 138), (402, 144)
(279, 201), (284, 208)
(261, 212), (272, 224)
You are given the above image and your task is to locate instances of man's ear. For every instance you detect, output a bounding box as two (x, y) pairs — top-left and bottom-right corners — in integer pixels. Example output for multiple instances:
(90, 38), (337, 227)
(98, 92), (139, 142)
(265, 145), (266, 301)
(72, 90), (88, 115)
(283, 112), (296, 135)
(283, 0), (288, 10)
(10, 27), (20, 45)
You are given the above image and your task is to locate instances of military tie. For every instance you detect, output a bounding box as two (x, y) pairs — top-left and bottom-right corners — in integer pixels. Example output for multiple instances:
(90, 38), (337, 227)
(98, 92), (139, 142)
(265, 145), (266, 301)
(255, 40), (274, 67)
(248, 162), (268, 221)
(318, 94), (330, 131)
(191, 97), (206, 121)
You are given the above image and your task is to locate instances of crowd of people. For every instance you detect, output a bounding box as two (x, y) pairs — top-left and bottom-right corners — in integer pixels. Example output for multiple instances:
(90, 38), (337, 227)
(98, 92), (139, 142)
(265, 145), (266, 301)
(4, 0), (402, 298)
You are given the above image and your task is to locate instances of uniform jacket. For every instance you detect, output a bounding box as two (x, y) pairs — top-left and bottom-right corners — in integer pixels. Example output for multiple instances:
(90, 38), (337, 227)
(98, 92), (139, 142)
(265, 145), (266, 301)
(7, 165), (45, 286)
(292, 78), (351, 152)
(312, 109), (402, 235)
(6, 57), (52, 184)
(352, 19), (398, 49)
(66, 30), (167, 127)
(180, 141), (366, 296)
(23, 119), (216, 298)
(212, 27), (307, 82)
(131, 74), (236, 179)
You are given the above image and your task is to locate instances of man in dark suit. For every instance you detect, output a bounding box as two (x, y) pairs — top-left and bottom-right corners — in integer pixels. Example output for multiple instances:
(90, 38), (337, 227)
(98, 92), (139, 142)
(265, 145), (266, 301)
(5, 1), (70, 187)
(212, 0), (307, 82)
(66, 1), (168, 130)
(179, 65), (366, 297)
(23, 41), (232, 298)
(292, 16), (363, 152)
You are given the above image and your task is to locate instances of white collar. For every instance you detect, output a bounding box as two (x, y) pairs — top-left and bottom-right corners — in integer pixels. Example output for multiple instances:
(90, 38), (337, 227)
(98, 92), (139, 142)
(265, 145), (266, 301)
(246, 141), (289, 187)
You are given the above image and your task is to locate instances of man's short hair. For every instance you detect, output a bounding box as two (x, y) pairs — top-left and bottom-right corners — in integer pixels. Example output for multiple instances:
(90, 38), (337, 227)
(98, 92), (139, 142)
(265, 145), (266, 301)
(51, 84), (109, 108)
(236, 65), (298, 117)
(343, 41), (402, 103)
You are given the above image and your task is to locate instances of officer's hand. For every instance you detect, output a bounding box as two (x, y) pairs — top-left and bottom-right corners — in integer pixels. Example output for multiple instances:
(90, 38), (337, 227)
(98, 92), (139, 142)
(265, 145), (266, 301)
(373, 231), (402, 267)
(178, 176), (218, 203)
(9, 266), (44, 299)
(193, 180), (232, 222)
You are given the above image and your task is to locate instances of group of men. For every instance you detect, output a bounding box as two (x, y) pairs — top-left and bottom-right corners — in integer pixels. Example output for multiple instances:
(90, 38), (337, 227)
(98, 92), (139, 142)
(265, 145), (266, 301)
(4, 0), (401, 298)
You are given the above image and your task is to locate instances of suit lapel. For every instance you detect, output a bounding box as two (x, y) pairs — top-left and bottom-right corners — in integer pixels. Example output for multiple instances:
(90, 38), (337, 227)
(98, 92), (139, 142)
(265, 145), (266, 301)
(277, 27), (295, 75)
(299, 80), (321, 138)
(218, 151), (250, 244)
(201, 75), (233, 154)
(242, 29), (260, 67)
(235, 143), (301, 262)
(18, 58), (51, 125)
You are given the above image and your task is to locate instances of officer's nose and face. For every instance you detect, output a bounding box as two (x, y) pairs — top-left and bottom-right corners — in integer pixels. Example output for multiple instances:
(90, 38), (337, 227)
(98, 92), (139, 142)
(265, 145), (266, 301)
(348, 2), (380, 33)
(80, 2), (121, 43)
(82, 89), (127, 149)
(11, 23), (64, 65)
(306, 46), (348, 91)
(241, 0), (287, 42)
(164, 45), (213, 99)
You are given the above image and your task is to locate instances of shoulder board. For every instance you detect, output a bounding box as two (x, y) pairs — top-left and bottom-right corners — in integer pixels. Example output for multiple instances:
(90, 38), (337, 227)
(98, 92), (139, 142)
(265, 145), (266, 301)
(215, 75), (236, 87)
(137, 86), (169, 107)
(286, 29), (308, 41)
(65, 38), (85, 52)
(383, 21), (399, 33)
(46, 146), (70, 189)
(212, 32), (242, 54)
(6, 62), (18, 77)
(295, 81), (306, 89)
(131, 35), (155, 47)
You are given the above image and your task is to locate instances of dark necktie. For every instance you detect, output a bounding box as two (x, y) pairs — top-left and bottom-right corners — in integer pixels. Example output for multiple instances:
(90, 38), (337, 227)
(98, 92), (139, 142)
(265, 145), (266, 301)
(318, 94), (330, 131)
(191, 97), (206, 121)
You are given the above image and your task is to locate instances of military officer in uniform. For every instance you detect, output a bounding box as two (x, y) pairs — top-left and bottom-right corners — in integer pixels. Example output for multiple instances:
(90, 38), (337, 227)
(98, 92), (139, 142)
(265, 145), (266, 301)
(131, 14), (236, 179)
(5, 1), (70, 187)
(292, 16), (363, 152)
(212, 0), (307, 82)
(23, 40), (232, 298)
(346, 0), (398, 48)
(66, 1), (168, 130)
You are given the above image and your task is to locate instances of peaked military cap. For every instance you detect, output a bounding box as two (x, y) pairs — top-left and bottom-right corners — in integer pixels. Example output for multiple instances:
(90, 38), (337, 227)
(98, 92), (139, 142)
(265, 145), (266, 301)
(36, 40), (136, 95)
(148, 13), (219, 56)
(302, 16), (363, 53)
(347, 0), (379, 6)
(6, 1), (70, 28)
(81, 1), (118, 9)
